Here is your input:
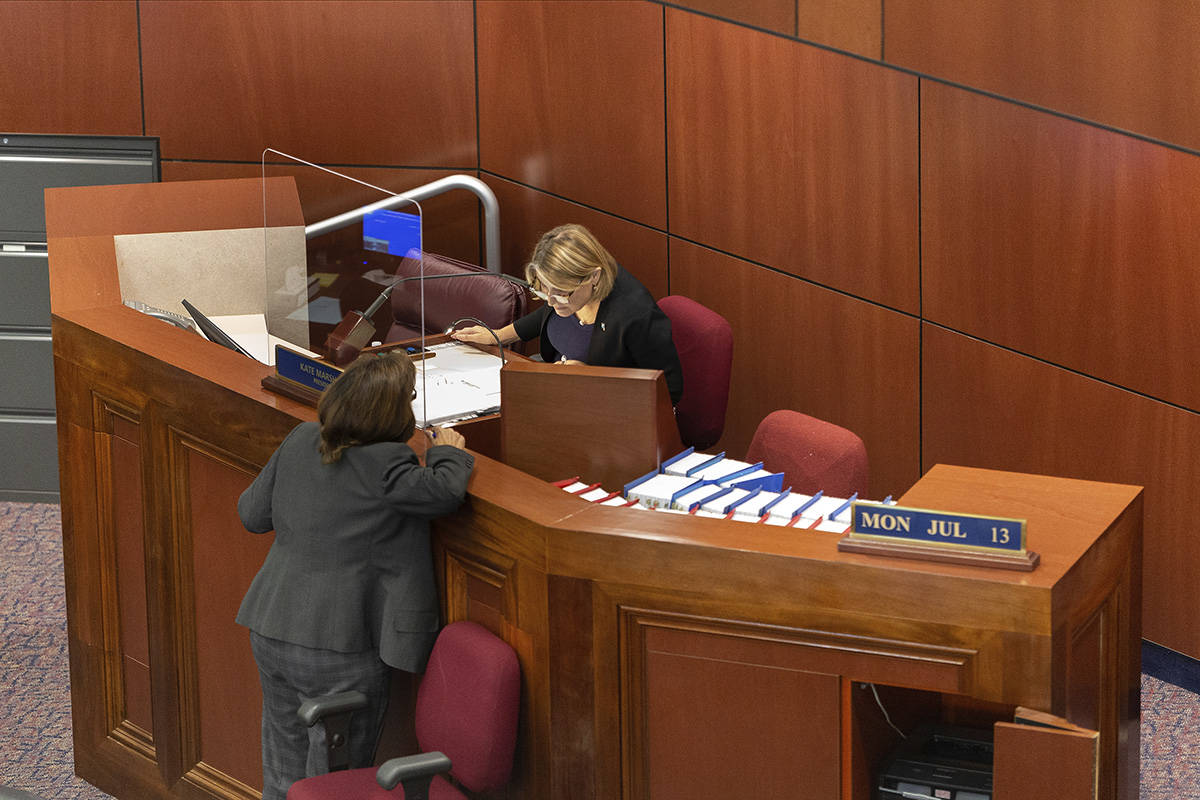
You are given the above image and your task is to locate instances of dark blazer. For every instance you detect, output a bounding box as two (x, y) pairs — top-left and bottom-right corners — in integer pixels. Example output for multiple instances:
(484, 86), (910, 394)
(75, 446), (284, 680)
(236, 422), (474, 673)
(512, 265), (684, 404)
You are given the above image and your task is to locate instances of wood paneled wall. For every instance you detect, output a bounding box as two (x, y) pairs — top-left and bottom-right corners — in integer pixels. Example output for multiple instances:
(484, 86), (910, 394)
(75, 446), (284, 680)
(885, 0), (1200, 152)
(140, 0), (478, 166)
(6, 0), (1198, 656)
(0, 0), (142, 135)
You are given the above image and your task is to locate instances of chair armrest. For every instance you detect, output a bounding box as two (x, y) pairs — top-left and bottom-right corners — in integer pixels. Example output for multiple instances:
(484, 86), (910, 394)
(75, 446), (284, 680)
(0, 787), (50, 800)
(296, 690), (368, 727)
(375, 751), (453, 791)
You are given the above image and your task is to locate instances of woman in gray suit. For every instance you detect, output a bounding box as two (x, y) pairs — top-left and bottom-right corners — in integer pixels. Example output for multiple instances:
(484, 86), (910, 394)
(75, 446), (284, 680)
(236, 351), (474, 800)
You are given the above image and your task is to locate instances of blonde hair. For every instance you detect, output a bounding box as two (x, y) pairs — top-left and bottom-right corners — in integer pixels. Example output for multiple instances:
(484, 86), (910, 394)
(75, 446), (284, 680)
(524, 224), (617, 302)
(317, 351), (416, 463)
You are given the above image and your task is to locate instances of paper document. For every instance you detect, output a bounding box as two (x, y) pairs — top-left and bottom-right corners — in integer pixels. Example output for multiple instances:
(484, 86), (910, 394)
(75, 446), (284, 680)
(209, 314), (318, 366)
(412, 341), (503, 427)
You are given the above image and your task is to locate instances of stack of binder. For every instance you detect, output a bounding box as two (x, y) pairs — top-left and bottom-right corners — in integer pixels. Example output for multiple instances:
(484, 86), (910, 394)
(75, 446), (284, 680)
(555, 448), (893, 531)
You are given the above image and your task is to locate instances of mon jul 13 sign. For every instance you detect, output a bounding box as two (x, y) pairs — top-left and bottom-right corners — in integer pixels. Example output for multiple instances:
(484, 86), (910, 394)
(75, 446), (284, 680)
(848, 501), (1027, 555)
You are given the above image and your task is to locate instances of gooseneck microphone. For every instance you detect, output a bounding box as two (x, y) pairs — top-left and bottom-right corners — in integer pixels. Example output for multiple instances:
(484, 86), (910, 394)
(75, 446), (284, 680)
(324, 271), (531, 366)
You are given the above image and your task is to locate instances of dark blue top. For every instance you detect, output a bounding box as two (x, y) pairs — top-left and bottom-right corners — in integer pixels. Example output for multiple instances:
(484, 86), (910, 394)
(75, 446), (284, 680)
(546, 311), (595, 362)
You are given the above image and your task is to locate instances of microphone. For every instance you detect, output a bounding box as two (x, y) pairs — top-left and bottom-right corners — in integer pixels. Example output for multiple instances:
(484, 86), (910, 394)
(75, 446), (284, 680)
(324, 270), (531, 366)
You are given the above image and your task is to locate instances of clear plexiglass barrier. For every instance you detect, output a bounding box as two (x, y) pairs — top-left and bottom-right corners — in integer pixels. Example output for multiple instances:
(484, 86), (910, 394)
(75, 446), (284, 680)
(257, 150), (503, 429)
(258, 148), (423, 364)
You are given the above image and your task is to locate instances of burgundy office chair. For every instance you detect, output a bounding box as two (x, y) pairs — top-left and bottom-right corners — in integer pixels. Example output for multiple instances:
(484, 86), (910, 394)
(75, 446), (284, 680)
(286, 621), (520, 800)
(387, 253), (529, 342)
(336, 252), (529, 343)
(658, 295), (733, 450)
(745, 410), (869, 497)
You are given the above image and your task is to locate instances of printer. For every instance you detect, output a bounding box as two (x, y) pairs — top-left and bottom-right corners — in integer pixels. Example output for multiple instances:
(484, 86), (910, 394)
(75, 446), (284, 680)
(876, 724), (994, 800)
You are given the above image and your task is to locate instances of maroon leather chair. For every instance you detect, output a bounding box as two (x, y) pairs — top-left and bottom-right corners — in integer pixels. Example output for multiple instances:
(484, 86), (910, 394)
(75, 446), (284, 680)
(286, 621), (520, 800)
(338, 253), (529, 344)
(658, 295), (733, 450)
(386, 253), (528, 342)
(745, 410), (869, 497)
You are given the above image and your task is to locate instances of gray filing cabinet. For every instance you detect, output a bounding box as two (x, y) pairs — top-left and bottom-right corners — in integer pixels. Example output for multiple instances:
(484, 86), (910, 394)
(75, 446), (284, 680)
(0, 133), (159, 502)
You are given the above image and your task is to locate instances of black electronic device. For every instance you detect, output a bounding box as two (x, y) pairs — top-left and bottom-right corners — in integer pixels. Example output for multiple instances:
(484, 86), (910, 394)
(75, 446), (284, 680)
(181, 299), (256, 360)
(876, 724), (994, 800)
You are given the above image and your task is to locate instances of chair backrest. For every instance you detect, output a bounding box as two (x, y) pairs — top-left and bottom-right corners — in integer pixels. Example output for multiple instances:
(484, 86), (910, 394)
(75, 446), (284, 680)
(657, 295), (732, 450)
(414, 621), (521, 793)
(745, 410), (869, 497)
(387, 253), (528, 341)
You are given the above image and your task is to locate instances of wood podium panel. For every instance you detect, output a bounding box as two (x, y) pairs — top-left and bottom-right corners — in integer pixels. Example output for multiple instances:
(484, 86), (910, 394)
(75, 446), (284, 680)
(500, 358), (683, 491)
(629, 619), (842, 798)
(49, 178), (1141, 800)
(994, 722), (1099, 799)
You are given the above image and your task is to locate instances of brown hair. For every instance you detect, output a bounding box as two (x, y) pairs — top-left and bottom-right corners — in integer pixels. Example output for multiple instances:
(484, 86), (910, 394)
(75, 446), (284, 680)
(317, 351), (416, 464)
(524, 223), (617, 303)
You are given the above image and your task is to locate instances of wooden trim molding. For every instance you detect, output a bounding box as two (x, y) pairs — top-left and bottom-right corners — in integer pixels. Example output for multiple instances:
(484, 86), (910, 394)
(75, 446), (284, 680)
(90, 394), (153, 751)
(620, 606), (979, 692)
(145, 412), (264, 789)
(181, 761), (260, 800)
(439, 537), (518, 634)
(165, 423), (203, 781)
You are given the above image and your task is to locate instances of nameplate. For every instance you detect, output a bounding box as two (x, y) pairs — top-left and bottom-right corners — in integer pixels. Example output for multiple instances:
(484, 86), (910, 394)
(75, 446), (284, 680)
(274, 345), (343, 393)
(839, 501), (1037, 570)
(848, 502), (1028, 554)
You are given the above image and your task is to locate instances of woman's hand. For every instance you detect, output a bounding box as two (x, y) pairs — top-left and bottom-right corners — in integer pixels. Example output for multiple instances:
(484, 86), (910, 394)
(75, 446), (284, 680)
(449, 322), (517, 347)
(449, 325), (494, 345)
(428, 426), (466, 450)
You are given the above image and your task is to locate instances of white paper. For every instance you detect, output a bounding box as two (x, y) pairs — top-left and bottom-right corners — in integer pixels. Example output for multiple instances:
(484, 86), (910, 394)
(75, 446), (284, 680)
(412, 342), (504, 427)
(734, 490), (788, 520)
(765, 493), (817, 522)
(663, 450), (718, 476)
(627, 474), (699, 509)
(671, 483), (726, 511)
(209, 313), (318, 366)
(700, 487), (752, 514)
(689, 458), (754, 483)
(799, 495), (850, 522)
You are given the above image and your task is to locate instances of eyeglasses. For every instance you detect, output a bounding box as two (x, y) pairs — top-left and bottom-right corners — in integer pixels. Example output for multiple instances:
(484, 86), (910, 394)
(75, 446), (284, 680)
(531, 265), (602, 306)
(530, 279), (588, 305)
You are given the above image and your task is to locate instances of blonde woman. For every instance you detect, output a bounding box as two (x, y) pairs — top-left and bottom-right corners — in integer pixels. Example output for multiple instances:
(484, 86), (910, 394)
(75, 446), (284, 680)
(452, 223), (683, 404)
